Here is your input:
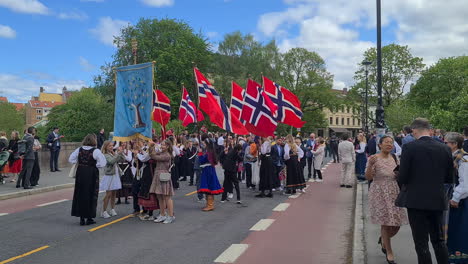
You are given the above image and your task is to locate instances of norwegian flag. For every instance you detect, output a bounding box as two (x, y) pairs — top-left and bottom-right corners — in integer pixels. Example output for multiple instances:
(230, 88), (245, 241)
(194, 68), (248, 135)
(152, 89), (171, 127)
(240, 79), (278, 137)
(230, 81), (244, 120)
(178, 87), (204, 127)
(263, 76), (305, 128)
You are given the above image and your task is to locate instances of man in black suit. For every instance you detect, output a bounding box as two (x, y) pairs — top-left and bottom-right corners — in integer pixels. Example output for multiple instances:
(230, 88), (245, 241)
(398, 118), (453, 264)
(46, 127), (63, 172)
(17, 127), (35, 189)
(271, 137), (285, 190)
(96, 128), (106, 150)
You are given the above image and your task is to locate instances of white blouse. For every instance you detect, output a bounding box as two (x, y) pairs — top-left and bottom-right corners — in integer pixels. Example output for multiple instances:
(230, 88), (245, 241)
(261, 141), (271, 155)
(284, 143), (303, 160)
(69, 146), (107, 168)
(452, 156), (468, 203)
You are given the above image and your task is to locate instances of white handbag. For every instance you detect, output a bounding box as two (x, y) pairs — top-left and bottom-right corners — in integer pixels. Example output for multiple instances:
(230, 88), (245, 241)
(69, 163), (77, 178)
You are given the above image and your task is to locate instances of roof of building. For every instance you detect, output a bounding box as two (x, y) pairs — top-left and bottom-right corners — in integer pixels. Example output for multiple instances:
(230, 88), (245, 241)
(38, 93), (63, 103)
(331, 88), (348, 95)
(0, 96), (7, 102)
(29, 100), (64, 108)
(11, 103), (25, 111)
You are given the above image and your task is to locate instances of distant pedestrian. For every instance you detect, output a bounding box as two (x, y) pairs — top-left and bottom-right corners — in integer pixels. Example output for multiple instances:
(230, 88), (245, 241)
(398, 118), (453, 264)
(366, 135), (408, 264)
(17, 127), (35, 189)
(116, 142), (133, 205)
(30, 130), (42, 187)
(338, 133), (355, 188)
(305, 133), (316, 178)
(402, 126), (415, 146)
(329, 132), (340, 163)
(7, 131), (22, 183)
(444, 132), (468, 263)
(355, 133), (367, 182)
(311, 137), (326, 182)
(69, 134), (106, 226)
(193, 141), (205, 202)
(271, 137), (285, 190)
(221, 144), (243, 204)
(47, 127), (63, 172)
(198, 138), (223, 211)
(284, 135), (305, 194)
(256, 137), (275, 198)
(100, 141), (124, 219)
(96, 128), (106, 150)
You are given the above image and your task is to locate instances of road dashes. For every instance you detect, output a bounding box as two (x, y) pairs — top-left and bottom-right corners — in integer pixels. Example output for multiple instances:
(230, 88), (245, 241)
(36, 199), (69, 207)
(250, 219), (275, 231)
(214, 244), (249, 263)
(0, 213), (9, 217)
(273, 203), (290, 211)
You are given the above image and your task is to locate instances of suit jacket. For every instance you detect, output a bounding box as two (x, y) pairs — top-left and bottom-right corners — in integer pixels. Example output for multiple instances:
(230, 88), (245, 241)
(398, 136), (454, 211)
(47, 132), (61, 150)
(463, 139), (468, 152)
(22, 134), (35, 160)
(271, 144), (285, 167)
(222, 149), (242, 173)
(338, 141), (355, 163)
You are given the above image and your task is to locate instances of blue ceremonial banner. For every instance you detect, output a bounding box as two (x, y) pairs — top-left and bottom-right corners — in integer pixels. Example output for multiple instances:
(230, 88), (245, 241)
(113, 62), (154, 141)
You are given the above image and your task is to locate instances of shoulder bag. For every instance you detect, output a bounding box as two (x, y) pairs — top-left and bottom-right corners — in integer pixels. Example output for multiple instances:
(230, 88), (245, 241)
(159, 161), (174, 182)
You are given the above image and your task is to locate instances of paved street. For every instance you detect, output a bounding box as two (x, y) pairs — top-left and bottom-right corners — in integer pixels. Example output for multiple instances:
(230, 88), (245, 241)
(0, 156), (360, 264)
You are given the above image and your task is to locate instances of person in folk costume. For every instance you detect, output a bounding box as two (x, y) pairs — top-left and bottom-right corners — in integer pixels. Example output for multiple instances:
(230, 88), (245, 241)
(168, 136), (180, 189)
(198, 137), (224, 211)
(187, 141), (197, 186)
(284, 134), (305, 195)
(99, 141), (125, 218)
(271, 137), (285, 191)
(130, 141), (143, 215)
(69, 134), (106, 226)
(136, 141), (159, 221)
(193, 140), (205, 202)
(296, 136), (307, 190)
(221, 144), (243, 203)
(256, 137), (275, 198)
(219, 138), (234, 201)
(116, 141), (133, 205)
(148, 139), (176, 224)
(179, 138), (194, 184)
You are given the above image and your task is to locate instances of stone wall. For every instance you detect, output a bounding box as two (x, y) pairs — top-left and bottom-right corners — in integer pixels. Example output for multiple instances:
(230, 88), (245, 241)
(38, 142), (81, 171)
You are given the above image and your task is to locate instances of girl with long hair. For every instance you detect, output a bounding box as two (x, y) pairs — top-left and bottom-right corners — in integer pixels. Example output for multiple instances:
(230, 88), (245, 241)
(284, 134), (305, 194)
(198, 138), (223, 211)
(100, 141), (124, 218)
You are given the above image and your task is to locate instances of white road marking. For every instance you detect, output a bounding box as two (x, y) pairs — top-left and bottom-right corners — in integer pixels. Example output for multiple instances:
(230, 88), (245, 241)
(214, 244), (249, 263)
(289, 194), (301, 199)
(0, 213), (9, 216)
(273, 203), (290, 211)
(250, 219), (275, 231)
(37, 199), (69, 207)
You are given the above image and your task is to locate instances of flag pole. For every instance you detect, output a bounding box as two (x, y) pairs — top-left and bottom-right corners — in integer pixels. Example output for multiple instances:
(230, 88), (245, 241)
(192, 62), (200, 136)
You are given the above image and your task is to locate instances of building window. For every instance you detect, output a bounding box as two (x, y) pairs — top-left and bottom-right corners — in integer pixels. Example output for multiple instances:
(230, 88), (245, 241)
(342, 118), (345, 125)
(353, 119), (356, 126)
(36, 109), (41, 114)
(347, 118), (350, 125)
(36, 115), (42, 120)
(358, 119), (361, 126)
(329, 117), (333, 125)
(336, 117), (339, 125)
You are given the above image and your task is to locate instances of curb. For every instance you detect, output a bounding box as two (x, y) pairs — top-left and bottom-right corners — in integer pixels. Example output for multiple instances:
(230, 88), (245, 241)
(352, 182), (366, 264)
(0, 183), (75, 201)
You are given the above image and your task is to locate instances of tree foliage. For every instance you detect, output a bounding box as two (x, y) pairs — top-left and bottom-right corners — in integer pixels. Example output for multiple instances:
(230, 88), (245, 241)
(408, 56), (468, 131)
(45, 89), (114, 142)
(384, 98), (424, 133)
(0, 102), (25, 134)
(353, 44), (425, 107)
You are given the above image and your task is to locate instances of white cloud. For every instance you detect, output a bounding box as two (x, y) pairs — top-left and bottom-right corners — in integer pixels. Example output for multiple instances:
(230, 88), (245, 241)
(0, 24), (16, 38)
(79, 57), (95, 72)
(140, 0), (174, 7)
(206, 31), (218, 39)
(258, 0), (468, 90)
(0, 73), (86, 103)
(89, 16), (130, 46)
(57, 11), (88, 20)
(0, 0), (49, 15)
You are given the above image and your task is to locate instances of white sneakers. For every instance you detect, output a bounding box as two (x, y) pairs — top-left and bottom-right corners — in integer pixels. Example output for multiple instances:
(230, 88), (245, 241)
(110, 209), (117, 217)
(153, 214), (175, 224)
(228, 193), (234, 199)
(154, 215), (167, 223)
(101, 211), (111, 219)
(309, 178), (316, 182)
(316, 179), (323, 183)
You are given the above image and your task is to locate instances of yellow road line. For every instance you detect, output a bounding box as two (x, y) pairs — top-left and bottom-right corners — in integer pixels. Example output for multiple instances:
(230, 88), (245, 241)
(0, 245), (49, 264)
(185, 190), (198, 196)
(88, 214), (133, 232)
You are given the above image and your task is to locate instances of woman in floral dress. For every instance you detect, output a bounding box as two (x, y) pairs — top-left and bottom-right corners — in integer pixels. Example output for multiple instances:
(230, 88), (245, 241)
(366, 135), (408, 264)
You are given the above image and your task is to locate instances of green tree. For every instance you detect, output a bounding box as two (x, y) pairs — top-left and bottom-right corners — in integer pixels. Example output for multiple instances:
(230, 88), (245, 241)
(94, 18), (212, 118)
(0, 102), (25, 134)
(354, 44), (425, 107)
(45, 88), (114, 142)
(408, 56), (468, 131)
(384, 98), (424, 133)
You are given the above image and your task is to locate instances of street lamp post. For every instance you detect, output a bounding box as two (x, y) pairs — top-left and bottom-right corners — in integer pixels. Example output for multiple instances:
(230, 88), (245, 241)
(375, 0), (385, 137)
(362, 61), (371, 133)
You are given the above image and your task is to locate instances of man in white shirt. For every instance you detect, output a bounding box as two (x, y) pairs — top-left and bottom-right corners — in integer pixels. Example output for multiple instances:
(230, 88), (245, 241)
(338, 133), (355, 188)
(217, 133), (225, 155)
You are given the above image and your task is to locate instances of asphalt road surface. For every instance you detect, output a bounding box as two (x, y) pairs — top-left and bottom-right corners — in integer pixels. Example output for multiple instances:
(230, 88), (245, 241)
(0, 161), (333, 264)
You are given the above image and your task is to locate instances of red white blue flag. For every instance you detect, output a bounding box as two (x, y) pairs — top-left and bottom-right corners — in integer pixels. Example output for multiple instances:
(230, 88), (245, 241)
(178, 87), (204, 127)
(230, 81), (244, 120)
(240, 79), (278, 137)
(263, 76), (305, 128)
(194, 68), (248, 135)
(152, 89), (171, 127)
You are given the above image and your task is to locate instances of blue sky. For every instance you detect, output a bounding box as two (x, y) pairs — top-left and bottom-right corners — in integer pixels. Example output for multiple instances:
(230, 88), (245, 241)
(0, 0), (466, 102)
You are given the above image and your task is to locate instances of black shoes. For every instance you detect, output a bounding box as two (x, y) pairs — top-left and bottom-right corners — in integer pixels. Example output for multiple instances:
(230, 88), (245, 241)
(255, 193), (266, 198)
(55, 169), (61, 172)
(265, 193), (273, 198)
(340, 184), (345, 188)
(345, 185), (352, 188)
(80, 218), (85, 226)
(86, 219), (96, 225)
(24, 187), (32, 189)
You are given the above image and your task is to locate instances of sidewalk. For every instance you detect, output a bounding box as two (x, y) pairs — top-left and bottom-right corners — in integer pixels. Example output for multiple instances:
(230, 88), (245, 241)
(227, 162), (356, 264)
(362, 181), (437, 264)
(0, 167), (74, 200)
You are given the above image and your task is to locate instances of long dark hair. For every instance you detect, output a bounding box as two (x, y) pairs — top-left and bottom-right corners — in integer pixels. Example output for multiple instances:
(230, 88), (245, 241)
(205, 138), (218, 166)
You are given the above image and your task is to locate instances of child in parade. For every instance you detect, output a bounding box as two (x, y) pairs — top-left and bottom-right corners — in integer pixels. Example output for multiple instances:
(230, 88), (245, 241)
(198, 137), (224, 211)
(100, 141), (125, 218)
